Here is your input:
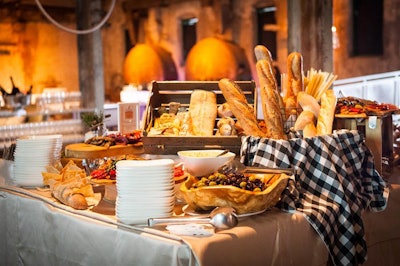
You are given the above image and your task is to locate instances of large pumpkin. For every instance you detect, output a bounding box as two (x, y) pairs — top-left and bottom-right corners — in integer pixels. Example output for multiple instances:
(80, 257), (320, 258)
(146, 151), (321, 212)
(185, 37), (251, 81)
(123, 44), (177, 85)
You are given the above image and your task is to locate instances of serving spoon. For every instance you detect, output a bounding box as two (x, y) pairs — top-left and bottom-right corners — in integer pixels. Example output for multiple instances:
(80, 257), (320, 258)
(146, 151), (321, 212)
(148, 207), (238, 230)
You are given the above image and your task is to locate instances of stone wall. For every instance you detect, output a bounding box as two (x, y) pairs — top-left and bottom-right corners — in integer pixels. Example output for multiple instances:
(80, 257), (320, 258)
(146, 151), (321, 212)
(0, 0), (399, 101)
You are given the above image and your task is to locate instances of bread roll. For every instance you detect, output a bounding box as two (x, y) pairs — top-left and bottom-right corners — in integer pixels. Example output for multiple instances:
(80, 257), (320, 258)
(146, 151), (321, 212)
(218, 79), (265, 137)
(294, 110), (315, 131)
(316, 90), (337, 135)
(297, 91), (320, 118)
(217, 102), (233, 118)
(189, 90), (218, 136)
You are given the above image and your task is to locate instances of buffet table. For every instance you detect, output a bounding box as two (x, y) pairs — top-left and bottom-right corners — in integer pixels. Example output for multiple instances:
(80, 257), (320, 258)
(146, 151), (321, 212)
(1, 130), (400, 266)
(1, 168), (400, 266)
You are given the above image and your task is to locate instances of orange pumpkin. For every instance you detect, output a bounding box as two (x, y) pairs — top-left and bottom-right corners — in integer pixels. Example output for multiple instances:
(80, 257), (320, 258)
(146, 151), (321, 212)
(185, 37), (251, 81)
(123, 44), (177, 85)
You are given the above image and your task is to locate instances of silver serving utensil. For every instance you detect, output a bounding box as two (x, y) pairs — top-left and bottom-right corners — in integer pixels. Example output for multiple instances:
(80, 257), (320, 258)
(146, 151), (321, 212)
(218, 159), (293, 175)
(148, 207), (238, 230)
(216, 149), (229, 157)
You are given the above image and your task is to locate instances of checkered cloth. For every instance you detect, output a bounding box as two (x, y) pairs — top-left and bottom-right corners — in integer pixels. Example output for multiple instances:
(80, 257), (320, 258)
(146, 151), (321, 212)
(240, 129), (388, 266)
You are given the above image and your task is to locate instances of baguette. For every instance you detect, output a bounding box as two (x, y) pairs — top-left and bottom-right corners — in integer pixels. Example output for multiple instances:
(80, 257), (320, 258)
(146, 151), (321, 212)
(218, 78), (265, 137)
(297, 91), (320, 118)
(254, 45), (286, 120)
(286, 52), (304, 98)
(255, 59), (286, 139)
(316, 90), (337, 135)
(254, 45), (276, 81)
(263, 83), (286, 139)
(189, 90), (218, 136)
(254, 45), (273, 62)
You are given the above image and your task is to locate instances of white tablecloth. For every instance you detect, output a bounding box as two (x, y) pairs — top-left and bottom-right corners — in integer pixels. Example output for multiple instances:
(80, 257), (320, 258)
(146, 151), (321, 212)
(1, 160), (400, 266)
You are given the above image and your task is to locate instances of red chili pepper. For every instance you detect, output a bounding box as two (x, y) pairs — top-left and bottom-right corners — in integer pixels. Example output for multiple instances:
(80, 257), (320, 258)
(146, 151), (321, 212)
(109, 169), (116, 179)
(348, 107), (362, 113)
(91, 169), (107, 179)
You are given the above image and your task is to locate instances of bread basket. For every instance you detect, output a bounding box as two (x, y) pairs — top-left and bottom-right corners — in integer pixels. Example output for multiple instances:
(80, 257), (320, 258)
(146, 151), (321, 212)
(180, 172), (290, 214)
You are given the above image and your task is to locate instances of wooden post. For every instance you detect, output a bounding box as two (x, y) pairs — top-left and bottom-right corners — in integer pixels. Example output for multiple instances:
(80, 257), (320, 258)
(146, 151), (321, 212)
(76, 0), (105, 111)
(287, 0), (333, 72)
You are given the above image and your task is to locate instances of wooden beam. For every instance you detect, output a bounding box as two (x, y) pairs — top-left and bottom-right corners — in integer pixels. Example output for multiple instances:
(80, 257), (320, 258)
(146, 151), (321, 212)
(76, 0), (105, 111)
(287, 0), (333, 72)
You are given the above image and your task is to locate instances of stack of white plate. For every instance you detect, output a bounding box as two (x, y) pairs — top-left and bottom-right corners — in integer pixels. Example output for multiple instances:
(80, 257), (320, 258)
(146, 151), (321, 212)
(115, 159), (175, 225)
(12, 134), (62, 187)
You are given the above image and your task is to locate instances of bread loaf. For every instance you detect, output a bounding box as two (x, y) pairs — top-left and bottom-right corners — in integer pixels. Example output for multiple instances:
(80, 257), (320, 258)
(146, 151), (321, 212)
(297, 91), (320, 118)
(254, 45), (274, 62)
(287, 52), (304, 97)
(189, 90), (218, 136)
(218, 79), (265, 137)
(51, 179), (89, 210)
(303, 122), (317, 138)
(294, 110), (315, 131)
(263, 81), (286, 139)
(316, 90), (337, 135)
(254, 47), (286, 139)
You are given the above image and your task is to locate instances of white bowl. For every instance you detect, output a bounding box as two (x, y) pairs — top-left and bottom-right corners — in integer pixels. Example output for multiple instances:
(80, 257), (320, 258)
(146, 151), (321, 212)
(177, 149), (235, 177)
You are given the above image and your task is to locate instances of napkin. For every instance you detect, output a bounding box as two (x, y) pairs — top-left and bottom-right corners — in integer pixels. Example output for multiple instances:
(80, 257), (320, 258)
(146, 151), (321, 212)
(240, 129), (387, 266)
(166, 224), (215, 236)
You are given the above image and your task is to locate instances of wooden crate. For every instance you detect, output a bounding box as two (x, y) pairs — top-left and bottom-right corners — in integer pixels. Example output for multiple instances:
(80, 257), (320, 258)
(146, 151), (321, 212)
(142, 80), (256, 155)
(333, 113), (394, 177)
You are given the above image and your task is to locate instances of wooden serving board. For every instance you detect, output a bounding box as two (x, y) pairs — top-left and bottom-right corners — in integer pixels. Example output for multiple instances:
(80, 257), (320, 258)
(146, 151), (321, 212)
(64, 143), (144, 159)
(335, 113), (367, 119)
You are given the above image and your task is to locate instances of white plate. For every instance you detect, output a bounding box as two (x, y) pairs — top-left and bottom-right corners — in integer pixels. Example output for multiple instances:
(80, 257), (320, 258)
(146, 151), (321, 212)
(116, 206), (174, 214)
(116, 195), (175, 204)
(116, 192), (175, 200)
(116, 159), (174, 168)
(116, 182), (174, 190)
(12, 179), (44, 187)
(116, 174), (173, 182)
(117, 214), (173, 225)
(116, 179), (174, 186)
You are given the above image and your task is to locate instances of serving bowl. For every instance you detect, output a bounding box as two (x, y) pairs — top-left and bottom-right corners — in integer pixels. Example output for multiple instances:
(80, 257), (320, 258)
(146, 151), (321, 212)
(177, 149), (235, 177)
(180, 172), (290, 214)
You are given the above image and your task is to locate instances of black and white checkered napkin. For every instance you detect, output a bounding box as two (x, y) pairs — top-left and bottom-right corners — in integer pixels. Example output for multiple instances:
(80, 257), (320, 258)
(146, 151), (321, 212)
(240, 129), (388, 266)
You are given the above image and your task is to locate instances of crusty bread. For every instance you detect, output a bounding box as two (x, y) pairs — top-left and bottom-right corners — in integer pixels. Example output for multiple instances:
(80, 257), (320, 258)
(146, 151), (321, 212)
(316, 90), (337, 135)
(189, 90), (218, 136)
(297, 91), (320, 118)
(254, 45), (274, 62)
(294, 110), (315, 131)
(51, 180), (89, 210)
(218, 78), (265, 137)
(255, 57), (286, 139)
(303, 122), (317, 138)
(287, 52), (304, 97)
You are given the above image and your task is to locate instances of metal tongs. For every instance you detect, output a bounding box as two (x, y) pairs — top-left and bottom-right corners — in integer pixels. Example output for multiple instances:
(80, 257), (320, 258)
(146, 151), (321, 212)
(218, 159), (294, 175)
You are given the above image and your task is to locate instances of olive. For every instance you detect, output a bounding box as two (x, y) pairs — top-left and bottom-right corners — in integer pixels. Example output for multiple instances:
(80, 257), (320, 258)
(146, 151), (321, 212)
(191, 172), (267, 192)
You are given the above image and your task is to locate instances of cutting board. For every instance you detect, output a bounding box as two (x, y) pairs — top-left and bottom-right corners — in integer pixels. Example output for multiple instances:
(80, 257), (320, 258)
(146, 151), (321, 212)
(64, 142), (144, 159)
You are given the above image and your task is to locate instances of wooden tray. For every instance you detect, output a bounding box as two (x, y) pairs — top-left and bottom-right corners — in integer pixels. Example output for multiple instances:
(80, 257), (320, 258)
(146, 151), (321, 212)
(64, 143), (144, 159)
